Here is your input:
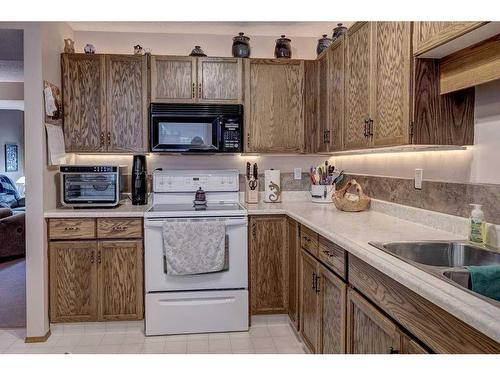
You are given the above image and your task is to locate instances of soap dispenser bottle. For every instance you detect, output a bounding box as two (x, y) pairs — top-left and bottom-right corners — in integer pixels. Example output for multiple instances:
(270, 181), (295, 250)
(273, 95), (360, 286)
(469, 204), (485, 244)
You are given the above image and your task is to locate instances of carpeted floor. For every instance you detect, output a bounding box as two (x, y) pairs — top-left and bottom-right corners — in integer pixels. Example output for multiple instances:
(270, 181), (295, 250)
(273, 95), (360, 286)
(0, 258), (26, 328)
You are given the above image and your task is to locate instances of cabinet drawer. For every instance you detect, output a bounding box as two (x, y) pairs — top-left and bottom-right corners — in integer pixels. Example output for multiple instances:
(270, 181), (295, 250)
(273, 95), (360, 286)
(49, 219), (96, 240)
(300, 225), (319, 257)
(97, 218), (143, 239)
(318, 237), (346, 280)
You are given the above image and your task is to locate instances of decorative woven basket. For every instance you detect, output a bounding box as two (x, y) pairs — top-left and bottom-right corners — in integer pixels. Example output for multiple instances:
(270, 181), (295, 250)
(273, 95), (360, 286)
(332, 179), (371, 212)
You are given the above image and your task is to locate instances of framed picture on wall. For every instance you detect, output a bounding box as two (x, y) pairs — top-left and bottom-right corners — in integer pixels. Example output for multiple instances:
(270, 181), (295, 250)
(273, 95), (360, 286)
(5, 144), (18, 172)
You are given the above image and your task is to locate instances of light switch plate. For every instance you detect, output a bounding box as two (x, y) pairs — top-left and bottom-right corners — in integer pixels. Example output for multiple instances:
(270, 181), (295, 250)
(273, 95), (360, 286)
(294, 168), (302, 180)
(414, 168), (423, 189)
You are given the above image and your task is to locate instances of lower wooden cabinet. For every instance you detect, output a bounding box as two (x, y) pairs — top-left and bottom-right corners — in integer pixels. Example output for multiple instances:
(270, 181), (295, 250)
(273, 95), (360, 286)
(97, 240), (143, 321)
(346, 288), (401, 354)
(287, 217), (300, 330)
(49, 241), (98, 322)
(249, 215), (288, 315)
(48, 218), (144, 323)
(299, 249), (347, 353)
(300, 250), (320, 352)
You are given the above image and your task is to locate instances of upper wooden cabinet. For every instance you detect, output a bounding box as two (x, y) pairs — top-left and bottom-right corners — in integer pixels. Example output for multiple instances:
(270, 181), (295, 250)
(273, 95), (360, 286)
(413, 22), (487, 56)
(106, 55), (148, 152)
(249, 215), (288, 315)
(245, 59), (305, 153)
(372, 22), (411, 147)
(344, 22), (373, 150)
(151, 56), (243, 104)
(197, 57), (243, 103)
(62, 54), (106, 152)
(316, 37), (345, 152)
(62, 53), (148, 153)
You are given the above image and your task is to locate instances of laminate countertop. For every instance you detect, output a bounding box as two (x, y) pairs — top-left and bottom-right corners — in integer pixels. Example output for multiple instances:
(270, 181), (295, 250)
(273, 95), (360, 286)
(242, 200), (500, 343)
(43, 200), (152, 218)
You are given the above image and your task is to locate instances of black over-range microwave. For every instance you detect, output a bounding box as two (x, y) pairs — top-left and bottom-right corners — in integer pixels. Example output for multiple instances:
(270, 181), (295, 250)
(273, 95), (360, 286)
(150, 103), (244, 153)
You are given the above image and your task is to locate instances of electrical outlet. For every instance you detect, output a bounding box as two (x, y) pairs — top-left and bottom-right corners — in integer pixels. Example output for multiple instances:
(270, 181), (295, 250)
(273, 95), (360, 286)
(294, 168), (302, 180)
(414, 168), (423, 189)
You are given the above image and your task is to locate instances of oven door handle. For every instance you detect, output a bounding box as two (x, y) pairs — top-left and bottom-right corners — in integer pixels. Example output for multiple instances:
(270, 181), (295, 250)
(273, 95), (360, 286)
(145, 218), (247, 228)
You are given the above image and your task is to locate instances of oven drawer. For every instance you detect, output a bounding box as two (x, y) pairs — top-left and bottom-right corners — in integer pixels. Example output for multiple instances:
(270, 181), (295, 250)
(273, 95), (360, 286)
(97, 218), (143, 239)
(49, 218), (96, 240)
(145, 289), (249, 335)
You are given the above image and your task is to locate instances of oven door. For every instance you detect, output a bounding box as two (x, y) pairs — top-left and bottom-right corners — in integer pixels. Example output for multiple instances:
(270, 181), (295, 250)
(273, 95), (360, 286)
(150, 115), (221, 152)
(144, 216), (248, 292)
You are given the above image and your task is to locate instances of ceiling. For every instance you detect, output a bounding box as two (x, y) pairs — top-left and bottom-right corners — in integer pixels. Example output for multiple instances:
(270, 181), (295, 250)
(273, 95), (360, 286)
(68, 21), (353, 38)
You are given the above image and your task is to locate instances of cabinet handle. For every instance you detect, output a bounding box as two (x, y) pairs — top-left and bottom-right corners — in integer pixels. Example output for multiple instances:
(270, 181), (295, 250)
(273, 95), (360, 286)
(97, 250), (101, 264)
(311, 272), (316, 290)
(112, 226), (127, 232)
(368, 119), (374, 137)
(192, 83), (195, 98)
(63, 227), (80, 231)
(315, 275), (321, 293)
(323, 130), (330, 144)
(363, 119), (369, 138)
(198, 83), (202, 98)
(107, 132), (111, 146)
(90, 250), (95, 264)
(247, 133), (250, 149)
(100, 132), (105, 147)
(303, 236), (311, 243)
(388, 346), (399, 354)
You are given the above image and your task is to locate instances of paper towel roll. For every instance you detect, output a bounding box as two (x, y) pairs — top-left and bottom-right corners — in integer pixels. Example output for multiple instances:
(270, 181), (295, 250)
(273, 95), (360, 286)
(264, 169), (281, 203)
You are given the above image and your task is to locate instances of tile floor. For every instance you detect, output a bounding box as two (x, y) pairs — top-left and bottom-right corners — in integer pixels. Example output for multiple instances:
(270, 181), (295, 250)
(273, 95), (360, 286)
(0, 315), (306, 354)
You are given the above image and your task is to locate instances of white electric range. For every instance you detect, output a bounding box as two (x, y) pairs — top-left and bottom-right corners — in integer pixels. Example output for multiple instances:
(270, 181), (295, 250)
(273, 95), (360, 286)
(144, 170), (248, 336)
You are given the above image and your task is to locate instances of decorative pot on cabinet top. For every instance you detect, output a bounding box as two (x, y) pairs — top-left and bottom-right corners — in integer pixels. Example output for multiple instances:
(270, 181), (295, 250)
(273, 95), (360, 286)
(275, 35), (292, 59)
(232, 32), (251, 58)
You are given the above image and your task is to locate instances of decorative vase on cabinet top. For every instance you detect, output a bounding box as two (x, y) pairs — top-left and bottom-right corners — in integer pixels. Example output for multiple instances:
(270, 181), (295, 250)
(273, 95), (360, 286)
(275, 35), (292, 59)
(332, 23), (347, 41)
(232, 32), (251, 58)
(316, 34), (333, 56)
(189, 45), (207, 57)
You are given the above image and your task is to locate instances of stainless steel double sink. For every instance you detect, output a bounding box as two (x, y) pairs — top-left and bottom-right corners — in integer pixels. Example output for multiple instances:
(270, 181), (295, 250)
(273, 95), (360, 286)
(369, 240), (500, 305)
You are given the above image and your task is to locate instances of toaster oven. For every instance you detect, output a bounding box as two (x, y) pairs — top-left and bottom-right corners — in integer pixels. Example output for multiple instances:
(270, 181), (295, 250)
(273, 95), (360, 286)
(60, 165), (126, 208)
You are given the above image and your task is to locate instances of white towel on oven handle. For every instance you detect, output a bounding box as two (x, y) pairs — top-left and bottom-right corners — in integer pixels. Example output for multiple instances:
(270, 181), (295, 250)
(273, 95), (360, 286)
(162, 219), (226, 276)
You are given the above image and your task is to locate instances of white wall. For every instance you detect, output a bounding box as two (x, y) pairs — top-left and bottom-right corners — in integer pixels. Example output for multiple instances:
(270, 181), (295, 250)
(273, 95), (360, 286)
(0, 109), (24, 182)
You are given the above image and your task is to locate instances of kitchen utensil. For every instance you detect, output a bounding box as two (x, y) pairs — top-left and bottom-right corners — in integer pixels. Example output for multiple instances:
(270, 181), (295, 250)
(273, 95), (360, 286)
(275, 35), (292, 59)
(232, 32), (251, 58)
(311, 184), (335, 204)
(246, 162), (251, 180)
(333, 179), (371, 212)
(253, 163), (258, 180)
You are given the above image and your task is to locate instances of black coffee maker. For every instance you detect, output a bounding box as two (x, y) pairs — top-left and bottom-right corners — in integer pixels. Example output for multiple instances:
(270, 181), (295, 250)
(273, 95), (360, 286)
(131, 155), (147, 205)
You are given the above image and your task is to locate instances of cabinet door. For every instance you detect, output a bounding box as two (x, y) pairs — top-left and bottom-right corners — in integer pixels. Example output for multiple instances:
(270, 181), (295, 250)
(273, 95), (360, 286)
(346, 288), (401, 354)
(316, 51), (330, 152)
(197, 57), (243, 103)
(106, 55), (148, 152)
(318, 264), (347, 354)
(62, 54), (106, 152)
(299, 249), (319, 353)
(97, 240), (144, 320)
(249, 216), (288, 314)
(372, 22), (411, 147)
(413, 21), (487, 56)
(401, 334), (430, 354)
(287, 217), (299, 330)
(328, 37), (345, 152)
(344, 22), (373, 150)
(245, 60), (304, 153)
(49, 241), (98, 322)
(151, 56), (197, 103)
